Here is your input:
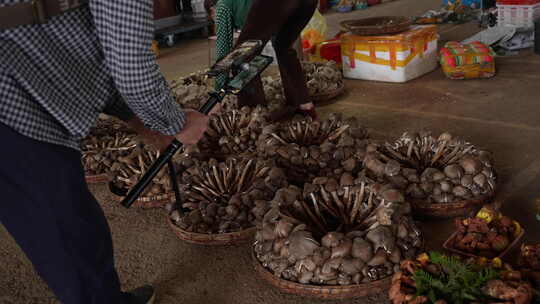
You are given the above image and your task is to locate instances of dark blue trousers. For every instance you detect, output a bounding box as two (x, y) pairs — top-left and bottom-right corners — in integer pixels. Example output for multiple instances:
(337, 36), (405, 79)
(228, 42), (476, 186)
(0, 123), (127, 304)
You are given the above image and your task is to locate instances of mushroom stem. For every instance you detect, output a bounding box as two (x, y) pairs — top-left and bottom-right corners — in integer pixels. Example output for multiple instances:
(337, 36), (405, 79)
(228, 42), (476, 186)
(328, 125), (350, 141)
(212, 166), (226, 193)
(430, 141), (447, 165)
(236, 159), (254, 193)
(310, 193), (326, 226)
(300, 200), (327, 234)
(350, 182), (366, 223)
(270, 133), (289, 145)
(330, 191), (348, 224)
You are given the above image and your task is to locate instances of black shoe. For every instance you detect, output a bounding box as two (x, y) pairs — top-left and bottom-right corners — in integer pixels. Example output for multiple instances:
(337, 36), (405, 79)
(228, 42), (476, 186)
(126, 285), (156, 304)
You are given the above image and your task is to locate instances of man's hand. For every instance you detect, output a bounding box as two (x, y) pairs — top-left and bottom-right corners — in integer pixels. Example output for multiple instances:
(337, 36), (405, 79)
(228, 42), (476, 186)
(174, 110), (210, 145)
(209, 103), (222, 115)
(125, 109), (210, 151)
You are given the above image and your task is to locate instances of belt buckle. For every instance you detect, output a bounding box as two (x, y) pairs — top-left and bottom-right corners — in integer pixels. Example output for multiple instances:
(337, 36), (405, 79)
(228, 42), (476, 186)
(31, 0), (48, 24)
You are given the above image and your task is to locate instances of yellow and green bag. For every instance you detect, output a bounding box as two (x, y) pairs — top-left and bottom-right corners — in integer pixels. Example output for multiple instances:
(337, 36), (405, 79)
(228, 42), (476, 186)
(440, 41), (496, 80)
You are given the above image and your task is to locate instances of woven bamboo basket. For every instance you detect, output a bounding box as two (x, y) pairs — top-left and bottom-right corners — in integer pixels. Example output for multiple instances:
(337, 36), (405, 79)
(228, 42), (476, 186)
(443, 227), (525, 260)
(200, 151), (257, 162)
(411, 194), (494, 220)
(85, 173), (109, 184)
(108, 181), (173, 209)
(111, 192), (173, 209)
(310, 82), (346, 105)
(252, 251), (392, 299)
(168, 216), (256, 246)
(340, 16), (412, 36)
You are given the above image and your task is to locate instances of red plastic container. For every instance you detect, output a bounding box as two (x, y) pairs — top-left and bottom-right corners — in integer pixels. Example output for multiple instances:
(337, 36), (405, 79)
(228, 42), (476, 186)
(305, 38), (342, 64)
(367, 0), (381, 5)
(497, 0), (539, 5)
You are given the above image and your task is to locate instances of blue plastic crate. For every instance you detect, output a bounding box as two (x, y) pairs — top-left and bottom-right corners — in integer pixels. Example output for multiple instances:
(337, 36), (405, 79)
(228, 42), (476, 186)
(444, 0), (482, 7)
(335, 5), (353, 12)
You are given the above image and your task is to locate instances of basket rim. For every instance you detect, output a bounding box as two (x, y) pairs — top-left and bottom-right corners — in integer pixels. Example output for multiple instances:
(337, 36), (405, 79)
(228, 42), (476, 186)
(167, 215), (257, 245)
(442, 226), (525, 259)
(411, 194), (493, 210)
(340, 16), (412, 36)
(251, 249), (392, 299)
(85, 173), (109, 183)
(111, 191), (174, 202)
(310, 82), (346, 103)
(340, 16), (412, 29)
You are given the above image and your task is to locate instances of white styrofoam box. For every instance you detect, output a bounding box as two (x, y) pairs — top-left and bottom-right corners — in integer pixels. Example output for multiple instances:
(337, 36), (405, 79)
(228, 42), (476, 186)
(342, 40), (439, 83)
(497, 3), (540, 28)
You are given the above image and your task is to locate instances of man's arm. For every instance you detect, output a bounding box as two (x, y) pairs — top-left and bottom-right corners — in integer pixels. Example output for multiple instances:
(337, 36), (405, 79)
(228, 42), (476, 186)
(89, 0), (185, 136)
(101, 94), (135, 122)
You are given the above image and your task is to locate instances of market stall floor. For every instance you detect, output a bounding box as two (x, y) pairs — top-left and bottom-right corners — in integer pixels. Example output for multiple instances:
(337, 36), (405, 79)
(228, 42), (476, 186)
(2, 0), (540, 303)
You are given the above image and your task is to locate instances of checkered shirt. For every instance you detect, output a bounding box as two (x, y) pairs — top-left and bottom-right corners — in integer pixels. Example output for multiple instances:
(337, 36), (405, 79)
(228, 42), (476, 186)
(0, 0), (186, 150)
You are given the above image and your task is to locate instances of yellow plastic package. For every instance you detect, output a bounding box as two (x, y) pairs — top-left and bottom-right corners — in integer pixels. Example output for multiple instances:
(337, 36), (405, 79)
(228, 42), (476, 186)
(301, 9), (327, 52)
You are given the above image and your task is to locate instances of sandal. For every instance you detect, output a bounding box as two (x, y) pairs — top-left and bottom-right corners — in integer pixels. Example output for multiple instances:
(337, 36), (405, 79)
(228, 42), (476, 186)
(269, 106), (319, 122)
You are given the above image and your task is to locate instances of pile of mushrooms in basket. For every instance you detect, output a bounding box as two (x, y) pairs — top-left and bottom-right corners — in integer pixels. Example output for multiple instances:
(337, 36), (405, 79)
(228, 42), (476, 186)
(169, 157), (288, 235)
(364, 131), (496, 217)
(81, 67), (540, 304)
(253, 178), (424, 286)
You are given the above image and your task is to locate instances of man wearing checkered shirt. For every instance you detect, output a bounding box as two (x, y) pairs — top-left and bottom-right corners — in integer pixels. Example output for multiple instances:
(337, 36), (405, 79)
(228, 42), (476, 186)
(0, 0), (209, 303)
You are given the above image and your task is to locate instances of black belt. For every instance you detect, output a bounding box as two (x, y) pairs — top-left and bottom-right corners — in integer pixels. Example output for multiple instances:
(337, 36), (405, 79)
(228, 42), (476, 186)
(0, 0), (88, 30)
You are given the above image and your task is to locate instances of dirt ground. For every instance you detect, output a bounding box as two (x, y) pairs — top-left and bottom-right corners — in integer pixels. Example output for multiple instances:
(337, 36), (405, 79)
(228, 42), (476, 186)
(2, 0), (540, 303)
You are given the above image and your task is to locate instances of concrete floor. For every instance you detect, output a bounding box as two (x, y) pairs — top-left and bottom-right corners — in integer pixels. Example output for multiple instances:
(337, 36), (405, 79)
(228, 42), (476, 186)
(2, 0), (540, 303)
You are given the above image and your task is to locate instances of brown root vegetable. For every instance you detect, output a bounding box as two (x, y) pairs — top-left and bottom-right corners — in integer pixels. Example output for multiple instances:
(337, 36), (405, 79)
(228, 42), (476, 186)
(449, 213), (519, 257)
(519, 244), (540, 271)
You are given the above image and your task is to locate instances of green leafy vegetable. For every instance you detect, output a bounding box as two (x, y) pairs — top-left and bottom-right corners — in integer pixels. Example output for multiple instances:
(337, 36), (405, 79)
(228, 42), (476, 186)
(412, 252), (500, 304)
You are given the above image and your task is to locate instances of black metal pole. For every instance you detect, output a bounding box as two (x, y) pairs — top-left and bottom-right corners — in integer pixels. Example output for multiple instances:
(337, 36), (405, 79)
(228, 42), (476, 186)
(167, 158), (186, 212)
(121, 92), (224, 208)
